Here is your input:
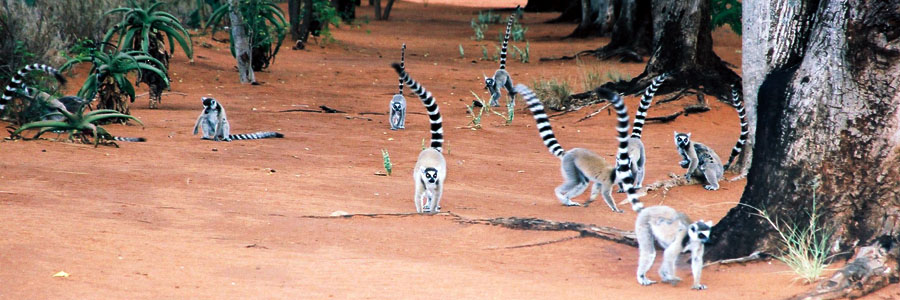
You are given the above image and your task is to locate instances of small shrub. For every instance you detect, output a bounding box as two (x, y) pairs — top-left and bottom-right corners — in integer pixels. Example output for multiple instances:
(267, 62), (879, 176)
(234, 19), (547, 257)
(458, 44), (465, 58)
(532, 79), (572, 111)
(510, 19), (527, 42)
(749, 189), (834, 283)
(470, 19), (486, 41)
(476, 10), (501, 24)
(711, 0), (742, 36)
(512, 42), (529, 63)
(466, 91), (487, 129)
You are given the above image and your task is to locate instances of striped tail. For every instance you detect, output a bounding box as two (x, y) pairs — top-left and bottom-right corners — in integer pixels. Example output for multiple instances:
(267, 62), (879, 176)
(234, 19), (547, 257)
(228, 131), (284, 140)
(594, 88), (643, 212)
(111, 136), (147, 142)
(392, 63), (443, 152)
(2, 63), (67, 110)
(724, 85), (748, 169)
(398, 43), (406, 95)
(499, 15), (513, 70)
(630, 73), (668, 139)
(514, 84), (565, 158)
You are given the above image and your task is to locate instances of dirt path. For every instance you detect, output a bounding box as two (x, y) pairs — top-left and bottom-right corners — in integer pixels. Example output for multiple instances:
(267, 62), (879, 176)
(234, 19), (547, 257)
(2, 1), (897, 299)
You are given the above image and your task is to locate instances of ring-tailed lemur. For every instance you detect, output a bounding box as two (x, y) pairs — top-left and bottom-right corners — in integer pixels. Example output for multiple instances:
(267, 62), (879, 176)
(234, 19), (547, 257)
(2, 63), (73, 113)
(635, 205), (712, 290)
(674, 132), (724, 190)
(724, 85), (748, 170)
(484, 14), (516, 107)
(517, 84), (643, 212)
(389, 43), (407, 130)
(193, 97), (284, 141)
(623, 73), (668, 190)
(392, 62), (446, 213)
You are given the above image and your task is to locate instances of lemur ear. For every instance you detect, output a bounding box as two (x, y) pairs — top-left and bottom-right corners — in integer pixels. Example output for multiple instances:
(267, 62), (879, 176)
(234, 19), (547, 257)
(673, 130), (678, 136)
(704, 220), (714, 227)
(687, 132), (692, 138)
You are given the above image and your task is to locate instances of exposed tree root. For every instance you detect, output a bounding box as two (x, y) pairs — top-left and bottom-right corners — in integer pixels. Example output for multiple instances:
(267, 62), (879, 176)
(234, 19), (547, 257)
(540, 47), (643, 63)
(657, 89), (698, 104)
(705, 251), (767, 266)
(646, 111), (683, 123)
(789, 245), (899, 300)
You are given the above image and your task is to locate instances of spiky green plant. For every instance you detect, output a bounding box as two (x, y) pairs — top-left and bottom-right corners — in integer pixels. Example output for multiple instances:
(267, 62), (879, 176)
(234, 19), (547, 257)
(470, 19), (487, 41)
(512, 42), (529, 63)
(467, 91), (487, 129)
(103, 0), (193, 108)
(480, 45), (489, 60)
(206, 0), (287, 71)
(381, 149), (392, 176)
(458, 44), (465, 58)
(477, 9), (501, 24)
(60, 48), (169, 115)
(510, 19), (527, 42)
(711, 0), (742, 36)
(12, 105), (144, 147)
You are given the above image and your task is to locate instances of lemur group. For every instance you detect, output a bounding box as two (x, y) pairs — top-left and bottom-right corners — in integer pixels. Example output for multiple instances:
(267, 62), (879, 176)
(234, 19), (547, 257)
(2, 7), (749, 292)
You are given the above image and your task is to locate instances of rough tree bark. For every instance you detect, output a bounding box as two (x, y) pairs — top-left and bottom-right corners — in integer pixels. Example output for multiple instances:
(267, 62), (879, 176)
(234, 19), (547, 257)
(228, 0), (255, 83)
(707, 0), (900, 298)
(289, 0), (300, 40)
(601, 0), (740, 100)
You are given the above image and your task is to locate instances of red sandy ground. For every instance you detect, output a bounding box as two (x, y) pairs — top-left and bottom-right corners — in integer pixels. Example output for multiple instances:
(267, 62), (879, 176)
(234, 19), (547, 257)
(1, 0), (898, 299)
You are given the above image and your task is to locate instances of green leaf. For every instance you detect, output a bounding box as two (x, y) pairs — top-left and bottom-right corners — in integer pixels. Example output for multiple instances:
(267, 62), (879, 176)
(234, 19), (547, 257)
(84, 113), (144, 126)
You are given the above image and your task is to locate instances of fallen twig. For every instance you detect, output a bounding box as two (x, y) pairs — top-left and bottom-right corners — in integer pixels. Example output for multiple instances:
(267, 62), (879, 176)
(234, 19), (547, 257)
(576, 102), (614, 123)
(657, 89), (696, 104)
(485, 235), (582, 250)
(320, 105), (344, 113)
(705, 251), (766, 266)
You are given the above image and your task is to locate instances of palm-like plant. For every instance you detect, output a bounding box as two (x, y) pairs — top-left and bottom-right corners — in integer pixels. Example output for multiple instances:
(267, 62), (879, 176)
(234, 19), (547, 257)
(60, 47), (169, 115)
(103, 0), (193, 108)
(206, 0), (286, 71)
(11, 106), (143, 147)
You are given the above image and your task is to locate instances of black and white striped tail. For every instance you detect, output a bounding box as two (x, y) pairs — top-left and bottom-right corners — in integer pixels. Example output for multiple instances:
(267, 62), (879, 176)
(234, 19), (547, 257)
(630, 73), (668, 139)
(392, 63), (443, 152)
(499, 15), (513, 70)
(725, 85), (748, 169)
(398, 43), (406, 95)
(229, 131), (284, 140)
(2, 63), (67, 110)
(594, 88), (643, 212)
(515, 84), (565, 158)
(111, 136), (147, 142)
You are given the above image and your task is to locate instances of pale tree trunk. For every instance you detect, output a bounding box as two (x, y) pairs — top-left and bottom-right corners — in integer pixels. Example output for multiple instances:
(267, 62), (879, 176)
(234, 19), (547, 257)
(707, 0), (900, 298)
(228, 0), (255, 84)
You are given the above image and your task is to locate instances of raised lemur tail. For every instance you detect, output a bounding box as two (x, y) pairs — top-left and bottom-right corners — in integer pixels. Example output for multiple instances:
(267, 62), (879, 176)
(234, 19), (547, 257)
(594, 88), (644, 212)
(392, 63), (443, 152)
(229, 131), (284, 140)
(630, 73), (668, 139)
(499, 15), (513, 70)
(725, 85), (748, 169)
(2, 63), (67, 109)
(515, 84), (565, 158)
(398, 43), (406, 95)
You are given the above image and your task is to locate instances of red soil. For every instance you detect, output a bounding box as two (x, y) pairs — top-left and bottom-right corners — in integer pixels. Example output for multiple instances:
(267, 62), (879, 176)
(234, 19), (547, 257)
(1, 0), (897, 299)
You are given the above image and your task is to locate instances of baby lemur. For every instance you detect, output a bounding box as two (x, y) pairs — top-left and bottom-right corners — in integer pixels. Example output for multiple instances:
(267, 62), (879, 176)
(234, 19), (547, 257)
(674, 132), (723, 190)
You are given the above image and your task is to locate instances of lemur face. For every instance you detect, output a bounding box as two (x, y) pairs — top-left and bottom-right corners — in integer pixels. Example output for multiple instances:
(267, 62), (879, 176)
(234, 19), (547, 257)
(392, 102), (402, 110)
(674, 131), (692, 148)
(484, 77), (495, 90)
(422, 167), (439, 185)
(202, 97), (218, 114)
(689, 221), (712, 243)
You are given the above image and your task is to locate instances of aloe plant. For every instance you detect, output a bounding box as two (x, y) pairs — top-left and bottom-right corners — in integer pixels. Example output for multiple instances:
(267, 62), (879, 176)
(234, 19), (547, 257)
(206, 0), (286, 71)
(103, 0), (192, 108)
(12, 105), (143, 147)
(60, 48), (169, 115)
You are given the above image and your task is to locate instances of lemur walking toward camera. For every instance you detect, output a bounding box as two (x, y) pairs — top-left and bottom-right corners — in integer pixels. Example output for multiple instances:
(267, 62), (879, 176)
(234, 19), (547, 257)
(389, 43), (407, 130)
(724, 85), (748, 170)
(193, 97), (284, 141)
(484, 14), (516, 107)
(392, 63), (446, 213)
(635, 205), (712, 290)
(518, 84), (642, 212)
(674, 132), (724, 190)
(623, 73), (668, 190)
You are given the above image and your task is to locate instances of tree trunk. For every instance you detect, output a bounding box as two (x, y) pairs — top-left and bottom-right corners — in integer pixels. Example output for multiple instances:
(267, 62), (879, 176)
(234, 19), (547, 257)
(289, 0), (300, 40)
(545, 0), (581, 23)
(601, 0), (739, 99)
(381, 0), (396, 20)
(568, 0), (615, 38)
(228, 0), (255, 84)
(373, 0), (381, 20)
(332, 0), (355, 22)
(707, 0), (900, 297)
(542, 0), (651, 62)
